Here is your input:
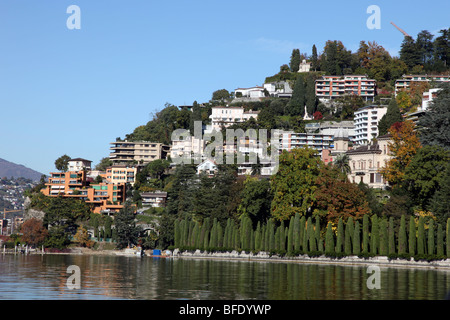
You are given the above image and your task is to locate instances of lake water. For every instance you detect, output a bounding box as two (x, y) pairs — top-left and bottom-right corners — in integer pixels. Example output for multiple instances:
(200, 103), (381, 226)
(1, 253), (450, 300)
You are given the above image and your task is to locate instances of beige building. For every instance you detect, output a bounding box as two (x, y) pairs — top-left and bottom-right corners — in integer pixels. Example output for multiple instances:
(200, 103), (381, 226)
(345, 134), (391, 188)
(110, 140), (170, 165)
(103, 165), (137, 186)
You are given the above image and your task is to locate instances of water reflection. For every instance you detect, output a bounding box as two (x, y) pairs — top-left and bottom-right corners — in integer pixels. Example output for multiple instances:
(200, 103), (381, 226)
(1, 254), (450, 300)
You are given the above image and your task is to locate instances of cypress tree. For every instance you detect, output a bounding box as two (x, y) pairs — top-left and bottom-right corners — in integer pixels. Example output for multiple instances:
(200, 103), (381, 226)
(388, 217), (396, 255)
(353, 220), (361, 255)
(299, 216), (306, 252)
(289, 48), (301, 73)
(379, 218), (388, 256)
(344, 220), (352, 255)
(293, 213), (301, 252)
(336, 218), (344, 254)
(217, 223), (224, 249)
(287, 216), (294, 255)
(409, 216), (416, 256)
(437, 223), (444, 257)
(279, 221), (286, 252)
(428, 219), (435, 256)
(370, 216), (378, 255)
(174, 219), (180, 248)
(315, 218), (323, 252)
(308, 217), (317, 252)
(255, 222), (262, 252)
(417, 216), (426, 255)
(275, 226), (281, 251)
(325, 222), (335, 255)
(398, 215), (407, 255)
(302, 218), (309, 253)
(268, 220), (275, 252)
(362, 214), (370, 254)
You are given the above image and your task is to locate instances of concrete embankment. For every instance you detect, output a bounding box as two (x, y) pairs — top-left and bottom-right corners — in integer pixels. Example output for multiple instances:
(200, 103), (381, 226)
(171, 249), (450, 270)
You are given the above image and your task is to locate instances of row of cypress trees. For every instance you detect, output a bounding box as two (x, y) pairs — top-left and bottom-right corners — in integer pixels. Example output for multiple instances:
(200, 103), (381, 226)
(173, 214), (450, 260)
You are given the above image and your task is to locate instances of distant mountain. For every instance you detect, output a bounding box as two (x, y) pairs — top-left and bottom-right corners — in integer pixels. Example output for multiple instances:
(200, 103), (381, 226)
(0, 158), (44, 181)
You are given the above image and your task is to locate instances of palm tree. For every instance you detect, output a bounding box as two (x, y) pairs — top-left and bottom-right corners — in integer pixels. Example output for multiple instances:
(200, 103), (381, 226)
(333, 153), (351, 175)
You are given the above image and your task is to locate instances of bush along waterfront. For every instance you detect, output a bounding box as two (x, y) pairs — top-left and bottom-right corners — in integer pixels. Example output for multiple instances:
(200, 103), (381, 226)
(172, 214), (450, 262)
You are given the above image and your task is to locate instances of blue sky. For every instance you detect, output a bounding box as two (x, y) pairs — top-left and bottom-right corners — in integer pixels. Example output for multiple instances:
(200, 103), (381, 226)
(0, 0), (449, 175)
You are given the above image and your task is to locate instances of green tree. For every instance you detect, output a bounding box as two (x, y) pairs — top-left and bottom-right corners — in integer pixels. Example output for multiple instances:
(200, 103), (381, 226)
(286, 74), (306, 116)
(362, 214), (370, 254)
(418, 83), (450, 150)
(417, 216), (426, 255)
(378, 98), (403, 136)
(325, 222), (335, 255)
(402, 145), (449, 210)
(336, 217), (344, 254)
(428, 219), (435, 256)
(114, 202), (141, 249)
(54, 154), (71, 172)
(379, 218), (388, 256)
(290, 49), (301, 72)
(430, 163), (450, 224)
(353, 220), (361, 255)
(370, 216), (379, 255)
(398, 215), (407, 255)
(238, 177), (272, 225)
(409, 216), (416, 255)
(270, 147), (322, 222)
(95, 157), (113, 171)
(311, 45), (319, 71)
(212, 89), (231, 102)
(388, 217), (396, 255)
(400, 36), (421, 70)
(437, 223), (444, 256)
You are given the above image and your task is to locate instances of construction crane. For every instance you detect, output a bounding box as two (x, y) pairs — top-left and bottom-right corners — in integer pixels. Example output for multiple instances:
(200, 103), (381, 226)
(390, 21), (411, 38)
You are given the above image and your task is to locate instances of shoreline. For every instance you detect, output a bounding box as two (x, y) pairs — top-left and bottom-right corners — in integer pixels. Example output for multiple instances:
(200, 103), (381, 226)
(5, 247), (450, 271)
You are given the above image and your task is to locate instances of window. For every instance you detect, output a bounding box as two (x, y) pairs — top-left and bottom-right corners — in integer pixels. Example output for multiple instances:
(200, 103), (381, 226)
(370, 173), (374, 183)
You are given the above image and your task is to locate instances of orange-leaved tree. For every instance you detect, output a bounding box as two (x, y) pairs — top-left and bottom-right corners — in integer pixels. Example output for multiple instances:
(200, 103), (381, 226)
(380, 120), (422, 187)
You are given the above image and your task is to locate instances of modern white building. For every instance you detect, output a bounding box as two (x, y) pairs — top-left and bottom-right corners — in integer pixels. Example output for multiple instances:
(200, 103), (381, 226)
(353, 105), (387, 145)
(234, 86), (265, 99)
(209, 106), (259, 132)
(263, 81), (293, 98)
(170, 136), (205, 160)
(196, 159), (218, 176)
(68, 158), (92, 172)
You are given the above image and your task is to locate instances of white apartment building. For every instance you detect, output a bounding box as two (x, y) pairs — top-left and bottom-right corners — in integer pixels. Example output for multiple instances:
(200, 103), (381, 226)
(353, 105), (387, 145)
(279, 131), (334, 154)
(209, 106), (259, 132)
(68, 158), (92, 172)
(395, 74), (449, 96)
(315, 75), (376, 102)
(170, 136), (205, 160)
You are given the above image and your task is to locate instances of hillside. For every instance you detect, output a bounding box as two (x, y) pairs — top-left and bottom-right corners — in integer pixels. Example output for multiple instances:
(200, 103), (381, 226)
(0, 158), (43, 181)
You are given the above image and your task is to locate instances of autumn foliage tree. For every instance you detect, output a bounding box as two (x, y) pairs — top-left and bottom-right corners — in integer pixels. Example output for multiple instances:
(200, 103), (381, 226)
(313, 166), (371, 225)
(20, 218), (48, 247)
(380, 120), (422, 187)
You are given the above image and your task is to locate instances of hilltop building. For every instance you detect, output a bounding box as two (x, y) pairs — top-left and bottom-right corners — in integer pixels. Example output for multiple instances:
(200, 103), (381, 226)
(394, 74), (449, 96)
(354, 105), (387, 145)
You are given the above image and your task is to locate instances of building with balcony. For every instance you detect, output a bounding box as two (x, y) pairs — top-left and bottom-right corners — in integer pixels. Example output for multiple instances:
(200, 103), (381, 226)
(103, 165), (137, 186)
(263, 81), (293, 98)
(109, 140), (170, 165)
(209, 106), (259, 132)
(394, 74), (449, 96)
(68, 158), (92, 172)
(353, 105), (387, 145)
(279, 131), (334, 154)
(315, 75), (376, 102)
(140, 191), (168, 208)
(41, 171), (127, 214)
